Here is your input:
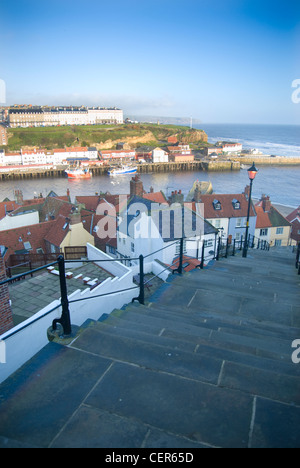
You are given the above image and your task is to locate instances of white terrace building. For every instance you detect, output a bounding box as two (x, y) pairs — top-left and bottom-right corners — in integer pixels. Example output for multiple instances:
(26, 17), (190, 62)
(116, 196), (217, 268)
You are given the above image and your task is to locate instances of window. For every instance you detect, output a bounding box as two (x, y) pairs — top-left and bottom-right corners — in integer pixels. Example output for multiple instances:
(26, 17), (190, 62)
(276, 227), (284, 235)
(213, 199), (221, 210)
(131, 242), (135, 253)
(260, 228), (268, 236)
(236, 218), (242, 227)
(235, 232), (241, 241)
(215, 219), (221, 228)
(275, 239), (282, 246)
(36, 248), (44, 254)
(23, 241), (32, 250)
(232, 199), (240, 209)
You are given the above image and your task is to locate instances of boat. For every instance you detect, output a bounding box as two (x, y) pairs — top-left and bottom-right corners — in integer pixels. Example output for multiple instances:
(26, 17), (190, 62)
(65, 167), (92, 179)
(108, 165), (137, 176)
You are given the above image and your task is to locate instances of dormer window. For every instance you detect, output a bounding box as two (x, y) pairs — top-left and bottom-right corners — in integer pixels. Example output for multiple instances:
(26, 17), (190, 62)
(232, 199), (240, 210)
(213, 199), (221, 210)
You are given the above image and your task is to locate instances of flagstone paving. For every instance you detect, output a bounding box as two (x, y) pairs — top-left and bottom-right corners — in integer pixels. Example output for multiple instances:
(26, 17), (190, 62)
(0, 247), (299, 448)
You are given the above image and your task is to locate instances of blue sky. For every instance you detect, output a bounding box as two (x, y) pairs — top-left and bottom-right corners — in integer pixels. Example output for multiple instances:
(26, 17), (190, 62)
(1, 0), (300, 124)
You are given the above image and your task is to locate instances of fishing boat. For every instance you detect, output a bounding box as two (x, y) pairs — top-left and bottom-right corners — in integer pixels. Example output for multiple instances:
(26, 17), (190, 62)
(65, 167), (92, 179)
(108, 165), (137, 176)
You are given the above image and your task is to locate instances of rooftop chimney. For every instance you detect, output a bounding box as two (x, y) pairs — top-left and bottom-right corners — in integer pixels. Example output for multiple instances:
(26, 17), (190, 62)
(130, 174), (144, 198)
(262, 195), (271, 212)
(169, 189), (184, 205)
(70, 212), (82, 225)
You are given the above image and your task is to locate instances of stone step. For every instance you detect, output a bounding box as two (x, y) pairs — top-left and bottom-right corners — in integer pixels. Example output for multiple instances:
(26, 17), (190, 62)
(149, 280), (298, 328)
(72, 323), (300, 405)
(126, 302), (300, 344)
(106, 307), (294, 363)
(73, 325), (223, 386)
(92, 315), (300, 378)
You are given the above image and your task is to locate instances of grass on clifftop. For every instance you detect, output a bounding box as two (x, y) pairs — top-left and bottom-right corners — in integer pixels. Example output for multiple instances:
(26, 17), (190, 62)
(5, 123), (206, 151)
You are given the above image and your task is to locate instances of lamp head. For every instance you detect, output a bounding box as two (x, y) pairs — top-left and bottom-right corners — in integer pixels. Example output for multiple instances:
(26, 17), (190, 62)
(248, 162), (258, 181)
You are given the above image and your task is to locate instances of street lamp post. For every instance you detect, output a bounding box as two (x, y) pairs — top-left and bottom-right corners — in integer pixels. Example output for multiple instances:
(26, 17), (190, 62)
(242, 162), (258, 258)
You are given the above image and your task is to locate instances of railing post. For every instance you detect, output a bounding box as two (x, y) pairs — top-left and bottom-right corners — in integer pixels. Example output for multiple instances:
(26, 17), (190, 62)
(200, 241), (205, 269)
(296, 245), (300, 269)
(225, 238), (229, 258)
(173, 238), (184, 274)
(232, 239), (236, 256)
(52, 255), (72, 336)
(216, 237), (221, 260)
(132, 254), (145, 305)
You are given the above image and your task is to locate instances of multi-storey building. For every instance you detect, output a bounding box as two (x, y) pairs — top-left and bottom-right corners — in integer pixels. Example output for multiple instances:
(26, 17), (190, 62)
(0, 146), (99, 166)
(8, 106), (123, 128)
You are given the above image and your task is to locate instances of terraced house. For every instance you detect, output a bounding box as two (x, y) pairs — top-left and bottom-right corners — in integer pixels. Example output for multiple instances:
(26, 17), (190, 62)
(255, 195), (291, 247)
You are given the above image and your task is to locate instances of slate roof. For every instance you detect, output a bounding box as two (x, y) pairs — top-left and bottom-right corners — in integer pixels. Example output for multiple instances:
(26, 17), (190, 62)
(119, 196), (217, 241)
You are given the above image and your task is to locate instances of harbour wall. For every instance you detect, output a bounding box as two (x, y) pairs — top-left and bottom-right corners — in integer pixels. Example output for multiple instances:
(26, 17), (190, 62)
(0, 160), (240, 180)
(233, 155), (300, 166)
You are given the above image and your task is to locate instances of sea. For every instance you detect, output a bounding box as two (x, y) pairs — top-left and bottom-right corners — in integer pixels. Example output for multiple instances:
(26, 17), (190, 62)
(0, 124), (299, 208)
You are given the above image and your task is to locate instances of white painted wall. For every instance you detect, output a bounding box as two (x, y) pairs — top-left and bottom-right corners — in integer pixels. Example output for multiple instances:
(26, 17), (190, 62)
(0, 244), (137, 384)
(0, 211), (39, 231)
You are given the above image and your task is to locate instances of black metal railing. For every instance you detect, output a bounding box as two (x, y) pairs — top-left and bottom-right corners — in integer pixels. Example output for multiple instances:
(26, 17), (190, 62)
(0, 233), (271, 338)
(216, 234), (270, 260)
(295, 244), (300, 275)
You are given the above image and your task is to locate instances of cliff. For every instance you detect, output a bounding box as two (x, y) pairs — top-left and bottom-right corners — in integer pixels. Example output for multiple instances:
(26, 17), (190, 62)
(6, 124), (208, 151)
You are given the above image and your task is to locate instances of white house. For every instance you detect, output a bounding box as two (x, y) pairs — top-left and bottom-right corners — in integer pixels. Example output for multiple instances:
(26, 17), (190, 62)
(152, 147), (168, 163)
(116, 196), (217, 270)
(221, 143), (242, 153)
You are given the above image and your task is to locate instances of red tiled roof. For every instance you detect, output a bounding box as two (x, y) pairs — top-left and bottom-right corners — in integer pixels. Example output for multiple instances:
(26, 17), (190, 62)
(255, 204), (273, 228)
(44, 215), (70, 247)
(143, 192), (167, 204)
(0, 201), (21, 220)
(76, 196), (100, 212)
(195, 194), (256, 219)
(286, 206), (300, 223)
(0, 221), (55, 257)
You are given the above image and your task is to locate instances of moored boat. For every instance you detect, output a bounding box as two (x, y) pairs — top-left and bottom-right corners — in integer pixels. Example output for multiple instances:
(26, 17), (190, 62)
(65, 167), (92, 179)
(108, 165), (137, 176)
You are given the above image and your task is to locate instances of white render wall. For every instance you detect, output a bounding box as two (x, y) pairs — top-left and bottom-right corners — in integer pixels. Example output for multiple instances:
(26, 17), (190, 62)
(0, 244), (136, 384)
(0, 211), (39, 231)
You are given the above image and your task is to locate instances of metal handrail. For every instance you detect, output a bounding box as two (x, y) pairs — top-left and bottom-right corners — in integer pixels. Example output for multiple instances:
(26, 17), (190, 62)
(0, 232), (273, 339)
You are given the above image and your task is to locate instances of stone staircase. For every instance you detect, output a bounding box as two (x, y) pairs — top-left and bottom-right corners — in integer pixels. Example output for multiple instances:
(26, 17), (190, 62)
(0, 247), (299, 448)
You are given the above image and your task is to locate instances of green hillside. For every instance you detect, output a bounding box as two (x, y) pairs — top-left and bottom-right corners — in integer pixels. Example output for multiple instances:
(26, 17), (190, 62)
(5, 123), (208, 151)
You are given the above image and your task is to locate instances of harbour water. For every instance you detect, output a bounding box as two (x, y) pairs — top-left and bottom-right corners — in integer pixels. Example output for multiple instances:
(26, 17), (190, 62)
(0, 165), (298, 208)
(0, 124), (298, 208)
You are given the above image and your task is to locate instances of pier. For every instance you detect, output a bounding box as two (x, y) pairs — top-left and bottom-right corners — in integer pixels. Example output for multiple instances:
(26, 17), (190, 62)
(0, 160), (240, 181)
